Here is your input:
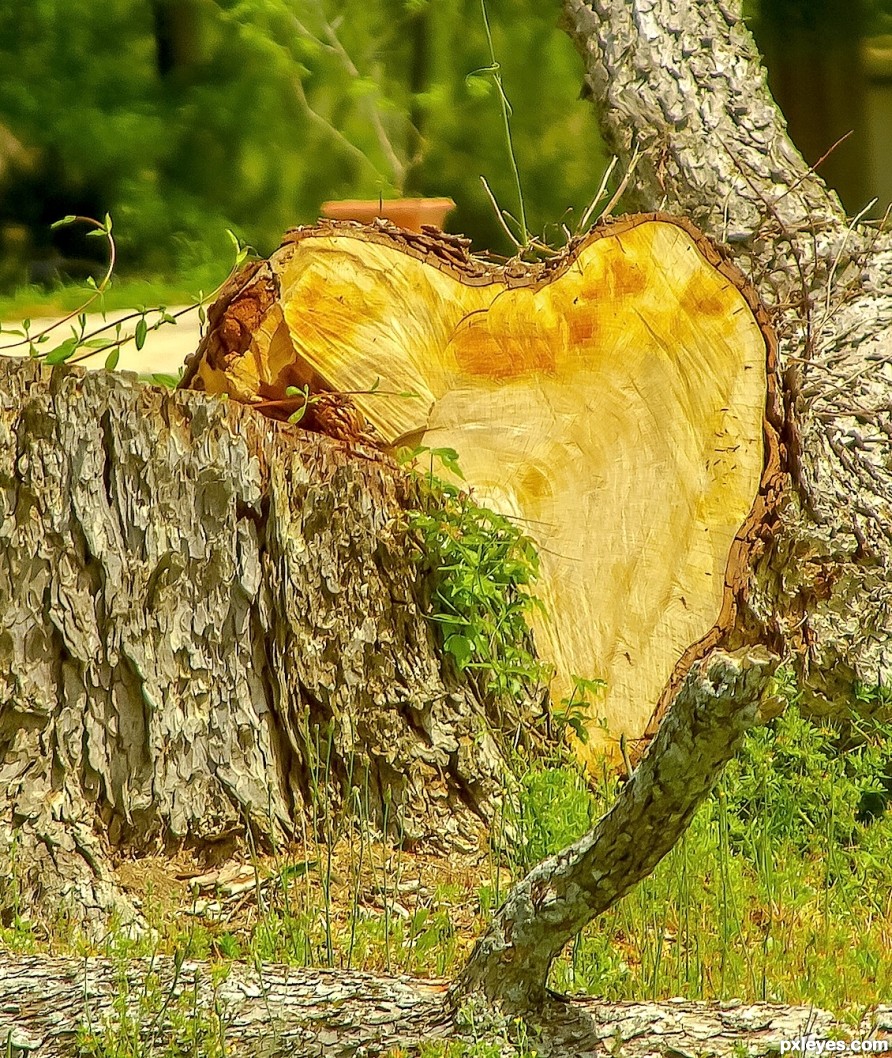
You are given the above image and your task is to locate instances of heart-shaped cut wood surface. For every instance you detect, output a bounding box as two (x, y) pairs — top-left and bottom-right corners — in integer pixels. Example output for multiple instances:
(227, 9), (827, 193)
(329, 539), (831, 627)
(183, 215), (780, 764)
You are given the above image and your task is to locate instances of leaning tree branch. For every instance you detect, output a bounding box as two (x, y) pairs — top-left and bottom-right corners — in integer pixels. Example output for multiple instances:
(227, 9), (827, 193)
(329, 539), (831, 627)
(560, 0), (853, 285)
(451, 648), (778, 1010)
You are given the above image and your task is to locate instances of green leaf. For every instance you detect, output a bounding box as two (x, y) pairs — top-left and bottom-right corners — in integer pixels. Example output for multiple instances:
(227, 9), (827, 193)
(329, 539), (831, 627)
(444, 633), (474, 668)
(464, 73), (492, 99)
(432, 447), (465, 480)
(347, 76), (378, 100)
(288, 403), (308, 425)
(135, 319), (148, 351)
(49, 215), (78, 230)
(275, 859), (317, 882)
(43, 337), (79, 364)
(151, 373), (181, 389)
(226, 228), (248, 267)
(104, 348), (120, 371)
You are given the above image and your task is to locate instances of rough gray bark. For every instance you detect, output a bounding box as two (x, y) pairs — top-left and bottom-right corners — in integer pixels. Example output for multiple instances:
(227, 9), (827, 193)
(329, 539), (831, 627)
(453, 648), (776, 1009)
(0, 356), (531, 929)
(561, 0), (892, 718)
(3, 952), (889, 1058)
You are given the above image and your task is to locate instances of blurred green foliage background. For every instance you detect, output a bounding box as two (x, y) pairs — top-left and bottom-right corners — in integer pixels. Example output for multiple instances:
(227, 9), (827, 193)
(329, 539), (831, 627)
(0, 0), (606, 284)
(0, 0), (891, 291)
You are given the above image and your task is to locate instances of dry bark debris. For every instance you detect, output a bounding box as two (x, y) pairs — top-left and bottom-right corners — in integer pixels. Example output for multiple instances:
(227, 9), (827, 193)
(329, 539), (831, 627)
(1, 952), (890, 1058)
(183, 213), (784, 764)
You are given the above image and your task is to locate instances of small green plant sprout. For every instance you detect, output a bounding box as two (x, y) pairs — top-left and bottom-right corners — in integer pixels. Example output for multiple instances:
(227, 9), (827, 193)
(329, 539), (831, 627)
(401, 443), (465, 482)
(552, 675), (607, 745)
(401, 445), (548, 700)
(854, 679), (892, 711)
(0, 219), (254, 379)
(248, 376), (423, 425)
(284, 384), (318, 425)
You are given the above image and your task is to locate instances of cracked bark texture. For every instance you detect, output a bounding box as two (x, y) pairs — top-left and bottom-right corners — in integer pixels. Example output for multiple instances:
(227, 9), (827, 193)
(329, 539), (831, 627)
(562, 0), (892, 716)
(3, 952), (890, 1058)
(0, 356), (530, 928)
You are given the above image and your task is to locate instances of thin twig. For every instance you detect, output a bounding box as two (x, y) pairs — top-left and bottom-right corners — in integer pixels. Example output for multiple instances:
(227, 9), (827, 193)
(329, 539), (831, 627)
(480, 176), (523, 250)
(772, 130), (854, 206)
(578, 156), (619, 232)
(318, 18), (406, 189)
(479, 0), (529, 245)
(598, 146), (641, 221)
(291, 75), (390, 183)
(0, 216), (114, 353)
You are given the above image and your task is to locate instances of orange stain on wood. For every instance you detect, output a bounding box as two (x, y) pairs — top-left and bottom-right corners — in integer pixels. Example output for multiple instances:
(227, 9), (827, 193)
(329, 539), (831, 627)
(449, 308), (557, 380)
(680, 276), (733, 318)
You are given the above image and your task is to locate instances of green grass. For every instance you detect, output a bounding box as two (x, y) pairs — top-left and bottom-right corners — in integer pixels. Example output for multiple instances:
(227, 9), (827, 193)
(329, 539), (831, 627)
(77, 953), (232, 1058)
(527, 703), (892, 1011)
(0, 265), (226, 322)
(4, 695), (892, 1055)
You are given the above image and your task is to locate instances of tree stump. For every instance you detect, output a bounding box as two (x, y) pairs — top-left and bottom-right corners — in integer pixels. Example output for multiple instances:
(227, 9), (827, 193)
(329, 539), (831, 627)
(182, 214), (783, 764)
(0, 357), (534, 929)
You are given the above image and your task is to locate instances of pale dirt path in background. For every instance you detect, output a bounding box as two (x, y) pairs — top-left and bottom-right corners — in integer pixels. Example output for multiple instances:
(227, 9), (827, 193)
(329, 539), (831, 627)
(0, 305), (203, 377)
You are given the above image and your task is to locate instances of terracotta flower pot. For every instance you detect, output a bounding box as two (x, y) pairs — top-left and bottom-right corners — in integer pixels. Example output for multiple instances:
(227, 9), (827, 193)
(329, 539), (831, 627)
(320, 197), (455, 234)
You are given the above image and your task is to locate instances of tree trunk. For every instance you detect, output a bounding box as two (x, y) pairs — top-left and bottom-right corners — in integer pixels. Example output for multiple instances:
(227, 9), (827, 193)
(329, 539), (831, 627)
(151, 0), (205, 79)
(0, 356), (533, 929)
(2, 951), (887, 1058)
(447, 0), (892, 1006)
